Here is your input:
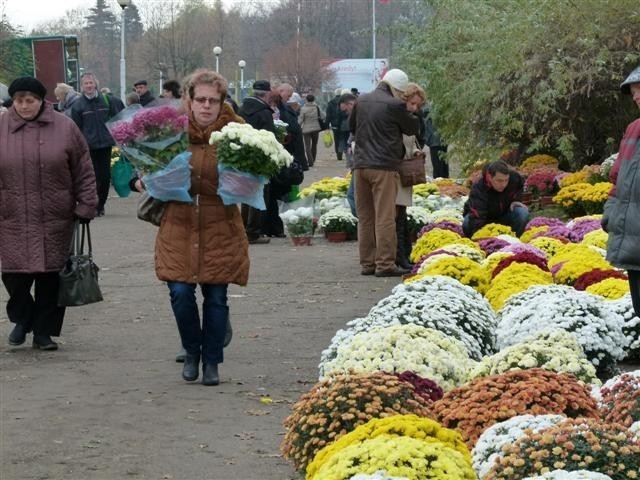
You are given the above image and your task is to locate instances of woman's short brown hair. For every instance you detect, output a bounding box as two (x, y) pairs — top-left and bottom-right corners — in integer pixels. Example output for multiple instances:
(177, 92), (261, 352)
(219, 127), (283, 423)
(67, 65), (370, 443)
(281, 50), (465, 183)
(185, 69), (228, 100)
(403, 83), (427, 106)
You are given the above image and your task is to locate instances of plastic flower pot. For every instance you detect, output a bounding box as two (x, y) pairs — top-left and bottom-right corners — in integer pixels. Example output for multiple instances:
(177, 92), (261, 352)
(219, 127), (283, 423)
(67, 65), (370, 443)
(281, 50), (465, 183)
(326, 231), (348, 243)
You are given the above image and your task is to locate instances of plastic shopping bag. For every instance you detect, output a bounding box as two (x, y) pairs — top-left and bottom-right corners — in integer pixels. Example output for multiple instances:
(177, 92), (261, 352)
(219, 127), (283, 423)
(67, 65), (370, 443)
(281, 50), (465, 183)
(217, 164), (267, 210)
(111, 155), (134, 198)
(142, 151), (193, 202)
(322, 130), (333, 148)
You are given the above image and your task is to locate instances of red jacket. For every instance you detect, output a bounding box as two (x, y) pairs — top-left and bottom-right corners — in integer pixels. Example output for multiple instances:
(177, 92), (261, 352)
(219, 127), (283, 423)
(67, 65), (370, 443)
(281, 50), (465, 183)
(0, 104), (97, 272)
(609, 117), (640, 193)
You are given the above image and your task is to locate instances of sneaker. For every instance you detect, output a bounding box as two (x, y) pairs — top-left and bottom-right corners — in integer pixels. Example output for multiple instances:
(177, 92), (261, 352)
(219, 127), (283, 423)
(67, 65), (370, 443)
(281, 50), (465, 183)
(361, 268), (375, 276)
(8, 324), (27, 346)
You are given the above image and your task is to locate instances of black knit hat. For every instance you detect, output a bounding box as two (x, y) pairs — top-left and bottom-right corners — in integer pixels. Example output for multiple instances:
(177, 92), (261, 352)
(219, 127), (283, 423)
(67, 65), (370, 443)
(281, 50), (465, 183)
(252, 80), (271, 91)
(8, 76), (47, 100)
(134, 80), (148, 87)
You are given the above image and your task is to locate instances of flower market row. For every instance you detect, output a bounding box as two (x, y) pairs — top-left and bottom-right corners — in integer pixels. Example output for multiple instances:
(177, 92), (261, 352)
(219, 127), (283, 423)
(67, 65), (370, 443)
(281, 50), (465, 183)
(278, 153), (640, 479)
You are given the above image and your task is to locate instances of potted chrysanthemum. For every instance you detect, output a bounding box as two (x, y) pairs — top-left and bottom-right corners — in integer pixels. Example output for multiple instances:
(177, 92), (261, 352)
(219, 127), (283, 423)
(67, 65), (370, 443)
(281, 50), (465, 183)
(318, 207), (357, 242)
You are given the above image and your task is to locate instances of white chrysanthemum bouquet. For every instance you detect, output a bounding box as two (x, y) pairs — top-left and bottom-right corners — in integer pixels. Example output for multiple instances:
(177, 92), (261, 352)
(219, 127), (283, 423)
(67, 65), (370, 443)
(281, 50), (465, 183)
(209, 122), (293, 209)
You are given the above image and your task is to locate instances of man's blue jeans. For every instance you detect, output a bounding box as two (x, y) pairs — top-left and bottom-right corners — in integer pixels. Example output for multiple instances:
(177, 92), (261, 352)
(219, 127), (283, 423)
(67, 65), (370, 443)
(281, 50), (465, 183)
(463, 206), (529, 238)
(167, 282), (228, 366)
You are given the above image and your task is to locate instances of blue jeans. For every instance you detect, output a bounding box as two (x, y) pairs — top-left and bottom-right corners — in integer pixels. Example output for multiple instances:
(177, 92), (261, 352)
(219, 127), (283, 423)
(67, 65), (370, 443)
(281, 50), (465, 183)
(463, 206), (529, 237)
(167, 282), (228, 365)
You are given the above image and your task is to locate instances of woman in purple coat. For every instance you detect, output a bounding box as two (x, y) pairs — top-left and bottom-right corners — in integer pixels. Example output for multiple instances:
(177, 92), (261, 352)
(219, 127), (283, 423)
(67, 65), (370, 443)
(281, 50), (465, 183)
(0, 77), (97, 350)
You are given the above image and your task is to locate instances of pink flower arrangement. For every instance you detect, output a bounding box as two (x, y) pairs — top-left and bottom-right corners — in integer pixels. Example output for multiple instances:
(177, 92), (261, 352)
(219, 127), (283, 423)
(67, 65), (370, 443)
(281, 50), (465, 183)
(524, 170), (558, 195)
(532, 225), (574, 242)
(419, 220), (464, 237)
(525, 217), (564, 230)
(477, 237), (511, 255)
(498, 243), (547, 262)
(569, 218), (602, 241)
(394, 371), (444, 403)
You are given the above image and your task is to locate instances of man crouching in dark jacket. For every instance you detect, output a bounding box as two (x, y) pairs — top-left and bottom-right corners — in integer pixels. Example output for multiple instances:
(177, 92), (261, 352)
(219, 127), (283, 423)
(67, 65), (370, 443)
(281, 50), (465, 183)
(462, 160), (529, 238)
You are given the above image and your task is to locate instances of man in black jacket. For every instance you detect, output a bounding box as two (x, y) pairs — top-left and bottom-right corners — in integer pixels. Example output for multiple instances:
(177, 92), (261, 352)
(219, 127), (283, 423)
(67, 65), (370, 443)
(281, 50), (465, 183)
(238, 80), (275, 244)
(134, 80), (156, 107)
(325, 89), (343, 160)
(70, 72), (123, 216)
(462, 160), (529, 237)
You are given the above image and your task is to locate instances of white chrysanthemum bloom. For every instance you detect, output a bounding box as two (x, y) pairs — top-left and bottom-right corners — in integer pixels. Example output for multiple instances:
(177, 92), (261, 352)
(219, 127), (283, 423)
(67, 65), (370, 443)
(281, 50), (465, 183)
(319, 275), (497, 365)
(473, 414), (566, 479)
(495, 234), (522, 244)
(598, 369), (640, 398)
(469, 329), (600, 385)
(522, 471), (613, 480)
(496, 285), (627, 369)
(630, 421), (640, 441)
(318, 207), (357, 231)
(319, 324), (475, 391)
(607, 294), (640, 358)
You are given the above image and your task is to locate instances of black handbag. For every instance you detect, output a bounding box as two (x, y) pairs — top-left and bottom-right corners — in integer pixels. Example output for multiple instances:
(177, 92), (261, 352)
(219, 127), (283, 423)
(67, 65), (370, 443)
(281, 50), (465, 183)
(137, 191), (166, 227)
(57, 221), (103, 307)
(316, 106), (329, 131)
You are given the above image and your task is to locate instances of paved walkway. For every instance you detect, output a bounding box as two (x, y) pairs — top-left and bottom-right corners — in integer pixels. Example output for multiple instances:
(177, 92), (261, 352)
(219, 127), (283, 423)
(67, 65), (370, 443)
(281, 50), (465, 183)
(0, 147), (401, 480)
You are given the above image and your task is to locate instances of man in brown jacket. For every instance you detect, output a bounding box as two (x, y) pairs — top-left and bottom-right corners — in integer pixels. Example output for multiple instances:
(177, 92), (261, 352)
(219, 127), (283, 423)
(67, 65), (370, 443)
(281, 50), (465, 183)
(349, 69), (420, 276)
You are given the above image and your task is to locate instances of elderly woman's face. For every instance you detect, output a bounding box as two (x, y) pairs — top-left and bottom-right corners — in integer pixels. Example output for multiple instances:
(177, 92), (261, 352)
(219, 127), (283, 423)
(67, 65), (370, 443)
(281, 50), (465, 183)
(13, 93), (42, 120)
(190, 84), (222, 127)
(632, 84), (640, 108)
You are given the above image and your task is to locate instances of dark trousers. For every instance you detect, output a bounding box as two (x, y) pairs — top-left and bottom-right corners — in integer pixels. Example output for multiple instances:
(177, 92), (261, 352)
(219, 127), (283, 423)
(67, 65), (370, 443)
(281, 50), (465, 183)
(430, 146), (449, 178)
(168, 282), (228, 366)
(2, 272), (66, 336)
(303, 132), (319, 166)
(263, 183), (289, 236)
(628, 270), (640, 318)
(332, 128), (341, 158)
(90, 147), (112, 212)
(241, 184), (270, 240)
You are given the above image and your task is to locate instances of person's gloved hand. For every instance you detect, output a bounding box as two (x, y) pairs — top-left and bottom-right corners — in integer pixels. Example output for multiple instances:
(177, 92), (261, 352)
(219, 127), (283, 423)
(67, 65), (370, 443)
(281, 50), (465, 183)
(75, 216), (91, 225)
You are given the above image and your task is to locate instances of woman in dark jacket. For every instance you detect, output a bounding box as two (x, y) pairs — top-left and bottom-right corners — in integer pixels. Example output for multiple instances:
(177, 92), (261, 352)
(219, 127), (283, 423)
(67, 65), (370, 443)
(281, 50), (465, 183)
(0, 77), (97, 350)
(604, 66), (640, 316)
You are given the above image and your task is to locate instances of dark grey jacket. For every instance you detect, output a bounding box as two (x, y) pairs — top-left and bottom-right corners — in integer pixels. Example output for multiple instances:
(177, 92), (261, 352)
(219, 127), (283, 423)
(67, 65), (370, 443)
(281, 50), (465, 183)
(70, 94), (121, 150)
(350, 84), (420, 171)
(604, 145), (640, 270)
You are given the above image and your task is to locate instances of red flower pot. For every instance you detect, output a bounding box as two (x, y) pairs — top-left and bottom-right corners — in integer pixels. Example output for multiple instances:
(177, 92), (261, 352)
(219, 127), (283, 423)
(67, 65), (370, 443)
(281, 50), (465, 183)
(326, 231), (348, 243)
(291, 236), (312, 246)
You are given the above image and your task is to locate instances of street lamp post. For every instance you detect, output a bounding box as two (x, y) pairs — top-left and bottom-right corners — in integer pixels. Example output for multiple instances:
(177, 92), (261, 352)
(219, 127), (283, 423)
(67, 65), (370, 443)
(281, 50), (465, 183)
(213, 46), (222, 73)
(117, 0), (131, 103)
(238, 60), (246, 102)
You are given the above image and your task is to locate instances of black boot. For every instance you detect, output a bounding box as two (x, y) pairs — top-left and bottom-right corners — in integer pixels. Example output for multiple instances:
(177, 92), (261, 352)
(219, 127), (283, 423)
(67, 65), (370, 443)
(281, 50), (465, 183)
(175, 347), (186, 363)
(32, 335), (58, 351)
(223, 316), (232, 348)
(8, 323), (27, 346)
(182, 353), (200, 382)
(396, 211), (413, 271)
(202, 363), (219, 386)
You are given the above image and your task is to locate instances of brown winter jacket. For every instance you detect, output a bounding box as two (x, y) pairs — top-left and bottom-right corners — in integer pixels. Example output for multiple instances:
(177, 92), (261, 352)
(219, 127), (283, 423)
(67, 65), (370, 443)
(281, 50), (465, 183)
(0, 104), (97, 273)
(154, 103), (250, 285)
(349, 83), (420, 171)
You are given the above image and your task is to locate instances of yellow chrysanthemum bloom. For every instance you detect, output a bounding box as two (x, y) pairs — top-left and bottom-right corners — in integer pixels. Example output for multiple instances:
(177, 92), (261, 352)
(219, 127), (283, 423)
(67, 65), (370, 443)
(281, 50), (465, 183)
(472, 223), (515, 240)
(581, 229), (608, 249)
(410, 228), (462, 263)
(559, 170), (589, 187)
(482, 252), (514, 274)
(529, 237), (566, 257)
(306, 415), (472, 479)
(486, 263), (553, 311)
(413, 182), (440, 197)
(410, 256), (490, 294)
(521, 226), (549, 243)
(521, 154), (559, 170)
(586, 278), (630, 299)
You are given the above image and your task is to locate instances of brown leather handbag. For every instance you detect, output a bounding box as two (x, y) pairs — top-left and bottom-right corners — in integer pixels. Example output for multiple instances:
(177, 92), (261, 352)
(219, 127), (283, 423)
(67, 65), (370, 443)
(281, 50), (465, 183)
(399, 150), (427, 187)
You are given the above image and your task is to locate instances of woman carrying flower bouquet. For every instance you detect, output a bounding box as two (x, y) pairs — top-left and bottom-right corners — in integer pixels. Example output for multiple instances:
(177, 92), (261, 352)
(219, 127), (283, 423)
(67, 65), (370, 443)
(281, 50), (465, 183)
(155, 69), (250, 386)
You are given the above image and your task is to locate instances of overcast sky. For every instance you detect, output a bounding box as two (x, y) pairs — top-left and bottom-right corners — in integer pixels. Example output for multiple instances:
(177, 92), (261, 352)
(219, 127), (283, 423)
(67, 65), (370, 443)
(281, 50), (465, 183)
(3, 0), (250, 31)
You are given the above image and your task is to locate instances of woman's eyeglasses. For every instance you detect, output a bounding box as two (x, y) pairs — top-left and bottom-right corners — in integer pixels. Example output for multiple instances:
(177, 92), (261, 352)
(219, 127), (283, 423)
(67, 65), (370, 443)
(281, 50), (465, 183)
(193, 97), (222, 105)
